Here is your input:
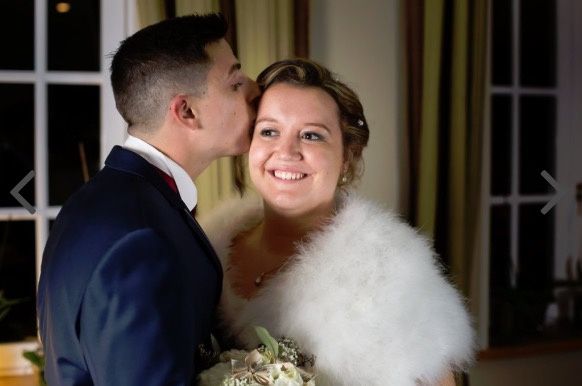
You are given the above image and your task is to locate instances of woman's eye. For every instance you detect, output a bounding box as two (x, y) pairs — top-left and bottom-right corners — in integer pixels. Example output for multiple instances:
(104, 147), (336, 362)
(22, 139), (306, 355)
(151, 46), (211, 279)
(301, 132), (323, 141)
(259, 128), (277, 137)
(232, 81), (244, 91)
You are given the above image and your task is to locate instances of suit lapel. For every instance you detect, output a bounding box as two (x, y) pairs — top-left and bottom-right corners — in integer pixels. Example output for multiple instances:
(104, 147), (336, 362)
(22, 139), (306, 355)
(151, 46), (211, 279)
(104, 146), (224, 293)
(181, 208), (224, 297)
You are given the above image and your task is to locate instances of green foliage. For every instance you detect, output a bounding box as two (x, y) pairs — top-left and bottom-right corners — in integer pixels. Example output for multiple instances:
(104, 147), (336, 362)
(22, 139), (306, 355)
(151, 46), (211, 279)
(254, 326), (279, 360)
(23, 348), (46, 386)
(0, 290), (28, 322)
(23, 350), (45, 368)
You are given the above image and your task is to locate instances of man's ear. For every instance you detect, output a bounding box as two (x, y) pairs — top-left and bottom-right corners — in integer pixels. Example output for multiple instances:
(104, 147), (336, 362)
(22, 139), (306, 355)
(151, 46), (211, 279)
(169, 94), (200, 129)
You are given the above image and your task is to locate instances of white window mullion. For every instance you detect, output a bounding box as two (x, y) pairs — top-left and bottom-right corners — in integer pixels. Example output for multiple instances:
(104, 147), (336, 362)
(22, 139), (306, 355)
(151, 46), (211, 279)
(509, 0), (521, 288)
(490, 195), (554, 205)
(0, 209), (36, 219)
(45, 72), (102, 84)
(34, 0), (48, 282)
(0, 71), (36, 83)
(491, 86), (558, 96)
(101, 0), (128, 164)
(555, 0), (569, 280)
(45, 207), (61, 218)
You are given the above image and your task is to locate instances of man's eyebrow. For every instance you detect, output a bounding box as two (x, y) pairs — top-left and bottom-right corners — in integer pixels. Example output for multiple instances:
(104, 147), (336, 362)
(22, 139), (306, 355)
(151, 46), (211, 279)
(229, 62), (242, 75)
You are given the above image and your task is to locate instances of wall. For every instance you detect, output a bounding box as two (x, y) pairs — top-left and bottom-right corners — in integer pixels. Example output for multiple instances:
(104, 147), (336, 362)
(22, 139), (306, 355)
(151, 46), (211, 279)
(310, 0), (401, 210)
(470, 350), (582, 386)
(310, 1), (582, 385)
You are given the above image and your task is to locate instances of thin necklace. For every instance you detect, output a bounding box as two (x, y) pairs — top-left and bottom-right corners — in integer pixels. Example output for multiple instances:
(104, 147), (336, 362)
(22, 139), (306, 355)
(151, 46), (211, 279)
(254, 259), (290, 287)
(254, 267), (278, 287)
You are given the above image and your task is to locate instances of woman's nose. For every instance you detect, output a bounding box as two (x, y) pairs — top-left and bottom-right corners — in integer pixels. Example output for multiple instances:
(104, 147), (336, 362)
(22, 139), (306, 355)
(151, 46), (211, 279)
(277, 135), (302, 161)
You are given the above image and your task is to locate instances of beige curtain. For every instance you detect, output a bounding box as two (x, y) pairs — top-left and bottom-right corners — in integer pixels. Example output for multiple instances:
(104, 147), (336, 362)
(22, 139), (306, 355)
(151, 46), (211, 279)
(449, 0), (488, 298)
(404, 4), (488, 381)
(175, 0), (220, 15)
(416, 0), (445, 238)
(404, 0), (488, 297)
(135, 0), (295, 215)
(231, 0), (294, 192)
(136, 0), (219, 26)
(235, 0), (294, 80)
(136, 0), (165, 26)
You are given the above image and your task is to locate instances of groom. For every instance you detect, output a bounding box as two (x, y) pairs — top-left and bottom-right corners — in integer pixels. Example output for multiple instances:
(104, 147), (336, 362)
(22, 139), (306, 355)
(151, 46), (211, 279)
(37, 14), (258, 386)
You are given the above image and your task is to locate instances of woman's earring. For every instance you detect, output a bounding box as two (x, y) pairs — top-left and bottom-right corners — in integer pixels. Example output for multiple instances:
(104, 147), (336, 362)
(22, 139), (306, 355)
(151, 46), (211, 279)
(341, 175), (348, 184)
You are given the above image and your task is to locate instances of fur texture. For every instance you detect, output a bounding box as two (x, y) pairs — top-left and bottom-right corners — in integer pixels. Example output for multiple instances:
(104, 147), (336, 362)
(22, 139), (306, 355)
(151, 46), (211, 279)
(200, 192), (475, 386)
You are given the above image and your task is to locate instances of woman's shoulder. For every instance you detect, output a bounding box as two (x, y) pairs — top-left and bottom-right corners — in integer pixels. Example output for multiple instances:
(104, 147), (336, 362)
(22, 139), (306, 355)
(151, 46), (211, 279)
(198, 194), (263, 263)
(286, 192), (475, 381)
(319, 191), (435, 265)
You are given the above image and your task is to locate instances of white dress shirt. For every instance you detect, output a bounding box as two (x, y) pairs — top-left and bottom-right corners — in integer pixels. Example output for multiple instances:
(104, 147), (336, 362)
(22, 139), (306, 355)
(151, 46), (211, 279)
(123, 135), (198, 211)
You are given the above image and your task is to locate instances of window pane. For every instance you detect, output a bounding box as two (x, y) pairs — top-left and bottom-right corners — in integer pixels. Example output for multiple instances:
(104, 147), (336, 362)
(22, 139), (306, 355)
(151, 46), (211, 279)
(48, 0), (100, 71)
(491, 95), (512, 196)
(0, 84), (35, 208)
(518, 204), (554, 289)
(489, 204), (512, 346)
(513, 204), (554, 343)
(492, 0), (512, 85)
(0, 221), (36, 342)
(48, 85), (100, 206)
(520, 0), (556, 87)
(519, 96), (556, 194)
(0, 1), (34, 70)
(490, 204), (512, 290)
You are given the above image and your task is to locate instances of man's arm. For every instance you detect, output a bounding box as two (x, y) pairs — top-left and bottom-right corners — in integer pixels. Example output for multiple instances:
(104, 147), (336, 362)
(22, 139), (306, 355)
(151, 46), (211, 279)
(79, 228), (194, 386)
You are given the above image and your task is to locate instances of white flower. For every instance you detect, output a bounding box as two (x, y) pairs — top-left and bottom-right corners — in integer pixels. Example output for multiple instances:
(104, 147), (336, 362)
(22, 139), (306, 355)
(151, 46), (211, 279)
(219, 349), (248, 362)
(198, 327), (315, 385)
(271, 363), (304, 386)
(197, 362), (231, 386)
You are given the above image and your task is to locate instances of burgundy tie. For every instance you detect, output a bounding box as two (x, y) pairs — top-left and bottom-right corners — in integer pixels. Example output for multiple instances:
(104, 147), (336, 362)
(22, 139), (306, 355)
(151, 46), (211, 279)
(156, 168), (178, 193)
(155, 169), (196, 217)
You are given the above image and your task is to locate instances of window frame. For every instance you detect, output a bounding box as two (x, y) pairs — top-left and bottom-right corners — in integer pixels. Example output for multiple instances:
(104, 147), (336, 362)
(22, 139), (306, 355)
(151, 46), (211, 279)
(479, 0), (582, 352)
(0, 0), (127, 375)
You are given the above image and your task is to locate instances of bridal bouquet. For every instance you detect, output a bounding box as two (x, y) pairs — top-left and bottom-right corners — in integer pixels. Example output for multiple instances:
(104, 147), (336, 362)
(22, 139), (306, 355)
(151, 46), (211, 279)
(198, 326), (316, 386)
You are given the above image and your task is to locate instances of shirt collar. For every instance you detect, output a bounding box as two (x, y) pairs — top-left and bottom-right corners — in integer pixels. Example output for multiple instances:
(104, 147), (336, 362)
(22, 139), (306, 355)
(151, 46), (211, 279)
(123, 135), (198, 211)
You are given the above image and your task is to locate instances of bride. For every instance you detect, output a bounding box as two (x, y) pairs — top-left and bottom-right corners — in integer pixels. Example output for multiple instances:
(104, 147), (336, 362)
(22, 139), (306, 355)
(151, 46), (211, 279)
(201, 59), (474, 385)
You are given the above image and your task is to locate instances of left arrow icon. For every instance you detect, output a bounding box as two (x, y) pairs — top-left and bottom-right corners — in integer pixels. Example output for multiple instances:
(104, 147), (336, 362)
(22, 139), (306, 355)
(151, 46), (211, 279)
(10, 170), (36, 214)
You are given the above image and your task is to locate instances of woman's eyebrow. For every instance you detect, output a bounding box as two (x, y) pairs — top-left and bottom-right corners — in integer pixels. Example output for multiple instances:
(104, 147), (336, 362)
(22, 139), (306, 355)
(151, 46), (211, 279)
(304, 122), (331, 134)
(255, 117), (278, 124)
(255, 118), (331, 134)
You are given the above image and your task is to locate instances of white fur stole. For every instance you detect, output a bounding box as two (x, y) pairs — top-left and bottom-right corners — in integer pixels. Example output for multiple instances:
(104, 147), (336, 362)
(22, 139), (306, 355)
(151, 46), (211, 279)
(200, 192), (475, 386)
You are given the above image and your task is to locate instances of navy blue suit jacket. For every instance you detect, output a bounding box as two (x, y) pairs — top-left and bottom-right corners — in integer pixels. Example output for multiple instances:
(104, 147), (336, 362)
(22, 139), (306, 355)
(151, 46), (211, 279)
(37, 146), (223, 386)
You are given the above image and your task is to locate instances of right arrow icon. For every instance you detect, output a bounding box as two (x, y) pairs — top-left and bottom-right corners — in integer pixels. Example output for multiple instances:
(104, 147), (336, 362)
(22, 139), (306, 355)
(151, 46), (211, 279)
(540, 170), (564, 215)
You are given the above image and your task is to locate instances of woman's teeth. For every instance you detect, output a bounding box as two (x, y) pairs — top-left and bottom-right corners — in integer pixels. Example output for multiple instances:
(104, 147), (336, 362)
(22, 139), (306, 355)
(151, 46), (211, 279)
(273, 170), (306, 180)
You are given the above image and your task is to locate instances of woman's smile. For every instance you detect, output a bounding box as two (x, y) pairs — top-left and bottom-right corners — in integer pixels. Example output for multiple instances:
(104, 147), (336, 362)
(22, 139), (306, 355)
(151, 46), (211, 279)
(271, 170), (308, 181)
(250, 83), (345, 215)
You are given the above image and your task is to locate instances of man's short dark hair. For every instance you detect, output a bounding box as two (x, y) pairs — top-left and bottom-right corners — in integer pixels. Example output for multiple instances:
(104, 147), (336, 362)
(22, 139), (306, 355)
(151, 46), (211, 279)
(110, 13), (228, 130)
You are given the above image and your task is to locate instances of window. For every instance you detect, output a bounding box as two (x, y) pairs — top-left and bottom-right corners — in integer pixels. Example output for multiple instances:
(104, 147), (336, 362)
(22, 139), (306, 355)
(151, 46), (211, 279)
(0, 0), (126, 375)
(483, 0), (582, 350)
